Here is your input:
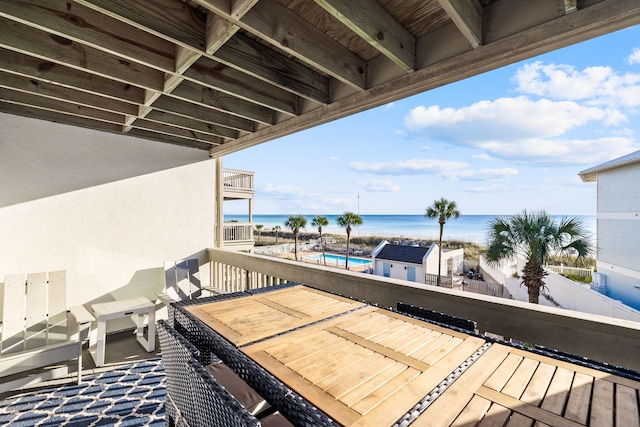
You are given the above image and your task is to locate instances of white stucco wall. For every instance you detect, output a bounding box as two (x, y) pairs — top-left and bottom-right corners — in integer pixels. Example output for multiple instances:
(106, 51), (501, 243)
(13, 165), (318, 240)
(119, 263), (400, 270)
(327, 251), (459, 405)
(0, 114), (216, 330)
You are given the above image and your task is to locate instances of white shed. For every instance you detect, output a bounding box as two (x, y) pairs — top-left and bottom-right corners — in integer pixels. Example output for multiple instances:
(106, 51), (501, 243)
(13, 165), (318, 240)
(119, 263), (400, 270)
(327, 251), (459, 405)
(371, 241), (464, 284)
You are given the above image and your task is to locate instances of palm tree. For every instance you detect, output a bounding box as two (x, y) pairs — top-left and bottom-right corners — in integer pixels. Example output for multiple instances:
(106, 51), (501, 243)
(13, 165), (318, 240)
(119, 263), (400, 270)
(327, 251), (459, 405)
(274, 225), (281, 243)
(311, 215), (329, 266)
(255, 224), (263, 243)
(485, 210), (592, 304)
(336, 212), (363, 269)
(284, 215), (307, 261)
(426, 198), (460, 285)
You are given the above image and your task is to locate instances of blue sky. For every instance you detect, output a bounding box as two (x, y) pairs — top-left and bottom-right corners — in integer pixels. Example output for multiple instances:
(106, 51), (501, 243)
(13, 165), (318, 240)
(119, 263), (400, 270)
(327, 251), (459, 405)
(224, 25), (640, 216)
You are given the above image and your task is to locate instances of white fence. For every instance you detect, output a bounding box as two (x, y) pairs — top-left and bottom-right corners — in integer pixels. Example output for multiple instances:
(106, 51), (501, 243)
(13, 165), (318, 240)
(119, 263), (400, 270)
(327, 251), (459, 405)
(545, 264), (593, 281)
(480, 256), (640, 322)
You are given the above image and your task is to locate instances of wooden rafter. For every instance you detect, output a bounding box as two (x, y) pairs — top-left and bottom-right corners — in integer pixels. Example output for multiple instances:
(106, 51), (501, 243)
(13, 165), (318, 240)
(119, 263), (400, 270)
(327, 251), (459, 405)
(0, 0), (637, 152)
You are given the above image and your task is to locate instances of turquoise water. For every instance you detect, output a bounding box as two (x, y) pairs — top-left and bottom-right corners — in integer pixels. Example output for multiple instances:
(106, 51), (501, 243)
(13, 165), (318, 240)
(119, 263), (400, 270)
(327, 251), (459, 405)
(226, 214), (597, 245)
(302, 253), (372, 266)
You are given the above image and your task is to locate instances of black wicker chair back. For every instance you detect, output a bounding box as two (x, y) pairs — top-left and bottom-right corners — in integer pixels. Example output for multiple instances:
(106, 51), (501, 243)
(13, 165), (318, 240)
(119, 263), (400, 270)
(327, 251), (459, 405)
(397, 302), (477, 332)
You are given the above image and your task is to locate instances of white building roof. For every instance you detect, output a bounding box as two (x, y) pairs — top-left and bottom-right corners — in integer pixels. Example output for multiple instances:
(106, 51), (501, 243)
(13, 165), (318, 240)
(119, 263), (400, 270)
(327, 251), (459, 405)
(578, 150), (640, 182)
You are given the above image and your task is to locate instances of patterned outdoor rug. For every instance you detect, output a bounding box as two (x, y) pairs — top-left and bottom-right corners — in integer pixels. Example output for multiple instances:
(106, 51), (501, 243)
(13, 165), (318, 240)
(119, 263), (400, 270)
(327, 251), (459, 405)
(0, 358), (165, 426)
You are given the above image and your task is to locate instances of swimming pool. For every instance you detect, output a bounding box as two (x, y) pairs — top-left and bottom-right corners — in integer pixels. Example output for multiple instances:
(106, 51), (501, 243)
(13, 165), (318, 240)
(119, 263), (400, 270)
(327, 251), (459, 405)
(302, 253), (372, 266)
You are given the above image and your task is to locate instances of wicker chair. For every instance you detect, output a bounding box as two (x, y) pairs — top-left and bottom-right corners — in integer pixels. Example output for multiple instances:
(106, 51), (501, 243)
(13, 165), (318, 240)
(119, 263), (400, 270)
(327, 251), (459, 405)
(397, 302), (477, 332)
(158, 320), (267, 427)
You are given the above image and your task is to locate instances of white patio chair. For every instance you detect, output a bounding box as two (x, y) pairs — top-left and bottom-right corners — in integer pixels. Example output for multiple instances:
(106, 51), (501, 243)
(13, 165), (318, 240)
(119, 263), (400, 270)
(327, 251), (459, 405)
(0, 271), (94, 393)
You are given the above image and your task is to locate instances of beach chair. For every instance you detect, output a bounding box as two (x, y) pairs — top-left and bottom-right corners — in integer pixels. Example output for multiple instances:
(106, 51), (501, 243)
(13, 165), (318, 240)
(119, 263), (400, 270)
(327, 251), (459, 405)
(0, 271), (94, 393)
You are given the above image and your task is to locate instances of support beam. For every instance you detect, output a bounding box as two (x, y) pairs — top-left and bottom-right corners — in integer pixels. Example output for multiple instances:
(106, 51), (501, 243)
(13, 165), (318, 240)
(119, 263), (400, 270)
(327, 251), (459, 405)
(314, 0), (416, 72)
(437, 0), (483, 48)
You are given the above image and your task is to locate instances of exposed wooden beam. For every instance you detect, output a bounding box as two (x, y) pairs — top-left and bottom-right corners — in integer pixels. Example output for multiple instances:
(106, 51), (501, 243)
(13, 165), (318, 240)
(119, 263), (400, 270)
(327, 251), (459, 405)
(170, 80), (276, 125)
(210, 0), (640, 156)
(215, 32), (329, 103)
(0, 87), (124, 124)
(437, 0), (483, 48)
(76, 0), (330, 103)
(151, 96), (254, 133)
(0, 71), (138, 117)
(144, 109), (235, 140)
(314, 0), (416, 72)
(0, 0), (175, 72)
(196, 0), (367, 90)
(0, 100), (211, 150)
(0, 48), (144, 105)
(182, 57), (299, 116)
(0, 17), (164, 91)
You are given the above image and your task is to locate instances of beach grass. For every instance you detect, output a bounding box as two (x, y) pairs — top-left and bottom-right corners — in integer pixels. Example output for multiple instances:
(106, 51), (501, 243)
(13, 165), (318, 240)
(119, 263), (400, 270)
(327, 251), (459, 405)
(254, 230), (486, 266)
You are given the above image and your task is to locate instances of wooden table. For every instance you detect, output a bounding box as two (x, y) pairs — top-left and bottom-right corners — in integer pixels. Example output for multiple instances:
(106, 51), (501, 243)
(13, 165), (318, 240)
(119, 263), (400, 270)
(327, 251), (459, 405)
(186, 285), (486, 426)
(184, 285), (640, 427)
(412, 343), (640, 427)
(185, 285), (365, 346)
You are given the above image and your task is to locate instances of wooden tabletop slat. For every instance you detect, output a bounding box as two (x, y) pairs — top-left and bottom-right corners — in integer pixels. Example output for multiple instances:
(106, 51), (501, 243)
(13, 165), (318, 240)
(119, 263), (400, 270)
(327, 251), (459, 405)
(520, 362), (555, 407)
(564, 372), (593, 425)
(505, 412), (534, 426)
(325, 326), (431, 371)
(478, 403), (512, 427)
(484, 353), (524, 392)
(324, 352), (389, 398)
(475, 386), (583, 427)
(501, 357), (539, 399)
(616, 383), (640, 427)
(590, 378), (614, 427)
(421, 336), (464, 366)
(451, 395), (492, 427)
(185, 285), (366, 346)
(539, 367), (574, 418)
(409, 345), (511, 427)
(339, 361), (411, 408)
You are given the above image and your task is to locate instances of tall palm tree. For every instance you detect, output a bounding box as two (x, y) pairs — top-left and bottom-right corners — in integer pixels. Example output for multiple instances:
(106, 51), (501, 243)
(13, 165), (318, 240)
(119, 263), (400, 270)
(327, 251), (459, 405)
(426, 198), (460, 285)
(255, 224), (263, 243)
(336, 212), (363, 269)
(284, 215), (307, 261)
(274, 225), (281, 243)
(485, 210), (592, 304)
(311, 215), (329, 266)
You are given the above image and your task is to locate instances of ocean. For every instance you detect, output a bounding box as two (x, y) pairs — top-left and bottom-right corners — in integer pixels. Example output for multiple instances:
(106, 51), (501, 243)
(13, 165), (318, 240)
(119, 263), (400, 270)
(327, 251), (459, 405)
(224, 214), (597, 245)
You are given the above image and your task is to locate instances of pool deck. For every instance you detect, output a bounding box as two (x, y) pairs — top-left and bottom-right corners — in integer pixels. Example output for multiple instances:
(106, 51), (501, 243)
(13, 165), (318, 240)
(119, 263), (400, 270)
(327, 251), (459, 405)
(280, 250), (371, 272)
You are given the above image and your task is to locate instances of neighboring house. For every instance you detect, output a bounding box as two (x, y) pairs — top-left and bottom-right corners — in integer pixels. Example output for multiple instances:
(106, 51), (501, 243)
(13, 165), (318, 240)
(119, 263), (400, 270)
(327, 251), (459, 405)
(371, 241), (463, 284)
(579, 150), (640, 311)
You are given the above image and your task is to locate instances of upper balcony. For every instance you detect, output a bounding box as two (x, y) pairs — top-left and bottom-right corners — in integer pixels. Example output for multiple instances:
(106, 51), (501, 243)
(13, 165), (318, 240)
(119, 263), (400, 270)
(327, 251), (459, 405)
(222, 169), (254, 200)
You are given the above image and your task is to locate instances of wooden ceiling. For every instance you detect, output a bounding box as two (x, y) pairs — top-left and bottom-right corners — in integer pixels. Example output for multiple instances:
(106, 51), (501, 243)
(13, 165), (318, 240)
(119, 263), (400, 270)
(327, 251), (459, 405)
(1, 0), (639, 157)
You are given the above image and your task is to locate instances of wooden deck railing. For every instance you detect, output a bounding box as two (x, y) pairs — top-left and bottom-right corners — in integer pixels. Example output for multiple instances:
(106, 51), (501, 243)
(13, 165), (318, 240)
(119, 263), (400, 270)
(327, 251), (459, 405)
(206, 247), (640, 371)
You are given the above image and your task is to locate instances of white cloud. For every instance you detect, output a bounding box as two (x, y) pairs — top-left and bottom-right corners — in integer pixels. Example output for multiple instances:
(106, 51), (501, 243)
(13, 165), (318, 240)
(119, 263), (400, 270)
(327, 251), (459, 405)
(478, 137), (637, 165)
(349, 158), (467, 175)
(357, 179), (401, 192)
(628, 47), (640, 65)
(447, 168), (519, 181)
(329, 155), (340, 161)
(513, 61), (640, 108)
(349, 158), (517, 181)
(405, 97), (608, 141)
(472, 153), (492, 160)
(259, 184), (305, 198)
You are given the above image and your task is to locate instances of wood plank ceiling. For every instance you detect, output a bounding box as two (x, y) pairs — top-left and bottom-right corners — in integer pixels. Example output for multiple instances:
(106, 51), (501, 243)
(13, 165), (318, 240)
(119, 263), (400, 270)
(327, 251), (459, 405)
(1, 0), (639, 157)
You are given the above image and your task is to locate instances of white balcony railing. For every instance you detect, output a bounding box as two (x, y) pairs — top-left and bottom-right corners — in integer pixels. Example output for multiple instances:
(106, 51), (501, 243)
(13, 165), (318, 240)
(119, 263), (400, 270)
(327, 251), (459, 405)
(223, 222), (253, 244)
(205, 247), (640, 371)
(223, 169), (254, 192)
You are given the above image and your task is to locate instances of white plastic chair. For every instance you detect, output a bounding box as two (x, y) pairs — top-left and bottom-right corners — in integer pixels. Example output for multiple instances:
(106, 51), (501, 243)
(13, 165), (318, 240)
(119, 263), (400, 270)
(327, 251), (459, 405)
(0, 271), (94, 393)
